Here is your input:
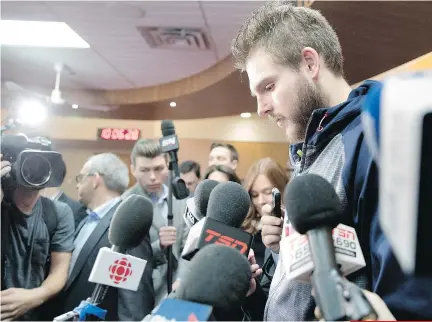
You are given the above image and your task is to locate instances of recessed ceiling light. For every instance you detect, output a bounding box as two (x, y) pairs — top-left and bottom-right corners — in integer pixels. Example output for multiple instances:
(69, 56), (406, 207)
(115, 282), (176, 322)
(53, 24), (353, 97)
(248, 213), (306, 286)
(240, 112), (252, 118)
(0, 20), (90, 48)
(72, 104), (79, 109)
(170, 102), (177, 107)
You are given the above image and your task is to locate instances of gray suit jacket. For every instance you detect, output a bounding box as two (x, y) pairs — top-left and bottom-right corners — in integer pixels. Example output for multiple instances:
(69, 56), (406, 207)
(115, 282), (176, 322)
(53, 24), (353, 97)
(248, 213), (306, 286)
(123, 183), (189, 304)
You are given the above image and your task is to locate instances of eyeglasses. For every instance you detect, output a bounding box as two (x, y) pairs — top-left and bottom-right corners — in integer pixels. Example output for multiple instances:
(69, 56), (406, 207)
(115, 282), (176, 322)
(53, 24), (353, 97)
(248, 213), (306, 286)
(75, 173), (102, 183)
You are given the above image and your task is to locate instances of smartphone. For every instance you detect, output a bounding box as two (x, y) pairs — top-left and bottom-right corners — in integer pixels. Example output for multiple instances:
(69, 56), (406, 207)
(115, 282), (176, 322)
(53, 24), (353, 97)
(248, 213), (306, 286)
(271, 188), (282, 218)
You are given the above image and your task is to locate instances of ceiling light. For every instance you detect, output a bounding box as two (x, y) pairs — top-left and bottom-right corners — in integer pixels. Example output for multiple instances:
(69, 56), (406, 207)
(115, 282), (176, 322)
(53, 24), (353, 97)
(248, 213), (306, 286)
(16, 100), (47, 126)
(0, 20), (90, 48)
(170, 102), (177, 107)
(72, 104), (79, 109)
(240, 112), (252, 118)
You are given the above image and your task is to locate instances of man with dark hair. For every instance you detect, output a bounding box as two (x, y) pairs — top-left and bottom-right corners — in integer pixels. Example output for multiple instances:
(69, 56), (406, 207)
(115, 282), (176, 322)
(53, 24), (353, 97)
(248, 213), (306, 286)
(179, 160), (201, 194)
(232, 0), (431, 321)
(123, 139), (190, 304)
(208, 142), (239, 171)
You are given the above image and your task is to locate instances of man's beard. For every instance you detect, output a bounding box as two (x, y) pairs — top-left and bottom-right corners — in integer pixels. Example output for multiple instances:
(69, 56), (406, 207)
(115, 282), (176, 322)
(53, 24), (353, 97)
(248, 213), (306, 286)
(289, 76), (329, 142)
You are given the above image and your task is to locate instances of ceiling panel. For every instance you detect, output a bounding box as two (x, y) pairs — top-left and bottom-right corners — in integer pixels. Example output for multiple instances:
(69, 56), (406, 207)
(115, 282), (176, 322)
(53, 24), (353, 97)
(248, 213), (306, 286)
(2, 0), (264, 90)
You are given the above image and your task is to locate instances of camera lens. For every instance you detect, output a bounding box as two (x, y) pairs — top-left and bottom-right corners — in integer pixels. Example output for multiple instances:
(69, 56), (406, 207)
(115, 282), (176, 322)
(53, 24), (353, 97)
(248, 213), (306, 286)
(21, 154), (52, 186)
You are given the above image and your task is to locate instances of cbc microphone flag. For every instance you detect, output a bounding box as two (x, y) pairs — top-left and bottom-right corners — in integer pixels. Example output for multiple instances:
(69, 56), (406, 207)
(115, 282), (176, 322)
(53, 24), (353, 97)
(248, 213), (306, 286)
(88, 247), (147, 291)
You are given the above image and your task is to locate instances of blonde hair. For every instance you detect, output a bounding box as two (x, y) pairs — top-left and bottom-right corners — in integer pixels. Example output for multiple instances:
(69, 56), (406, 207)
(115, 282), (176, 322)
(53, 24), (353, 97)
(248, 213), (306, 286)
(242, 158), (289, 234)
(231, 0), (344, 76)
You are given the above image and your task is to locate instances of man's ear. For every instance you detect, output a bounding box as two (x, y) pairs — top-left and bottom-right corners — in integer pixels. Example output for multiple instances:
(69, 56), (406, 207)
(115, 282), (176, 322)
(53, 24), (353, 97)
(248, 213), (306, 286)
(232, 160), (238, 171)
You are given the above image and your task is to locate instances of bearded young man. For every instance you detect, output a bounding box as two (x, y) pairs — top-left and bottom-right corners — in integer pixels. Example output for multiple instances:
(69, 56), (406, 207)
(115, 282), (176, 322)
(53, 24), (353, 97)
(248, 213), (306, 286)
(231, 1), (431, 321)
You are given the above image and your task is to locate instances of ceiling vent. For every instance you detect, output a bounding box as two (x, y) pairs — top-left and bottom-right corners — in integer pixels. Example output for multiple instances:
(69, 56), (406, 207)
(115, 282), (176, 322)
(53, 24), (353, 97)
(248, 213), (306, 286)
(137, 27), (210, 51)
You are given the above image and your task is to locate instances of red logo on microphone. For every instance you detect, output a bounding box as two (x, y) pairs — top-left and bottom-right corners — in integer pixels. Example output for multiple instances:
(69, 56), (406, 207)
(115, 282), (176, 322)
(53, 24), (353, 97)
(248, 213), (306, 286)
(109, 258), (132, 284)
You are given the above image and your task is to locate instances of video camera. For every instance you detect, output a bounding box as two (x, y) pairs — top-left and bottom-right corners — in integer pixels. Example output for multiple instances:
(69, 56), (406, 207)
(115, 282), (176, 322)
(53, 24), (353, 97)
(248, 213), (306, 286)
(1, 133), (65, 189)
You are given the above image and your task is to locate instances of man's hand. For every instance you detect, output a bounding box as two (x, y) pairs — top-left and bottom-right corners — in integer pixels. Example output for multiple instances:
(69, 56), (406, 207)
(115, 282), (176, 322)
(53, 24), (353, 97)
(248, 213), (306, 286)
(0, 288), (42, 321)
(261, 204), (283, 253)
(313, 287), (396, 321)
(159, 226), (177, 248)
(247, 249), (263, 297)
(1, 154), (12, 202)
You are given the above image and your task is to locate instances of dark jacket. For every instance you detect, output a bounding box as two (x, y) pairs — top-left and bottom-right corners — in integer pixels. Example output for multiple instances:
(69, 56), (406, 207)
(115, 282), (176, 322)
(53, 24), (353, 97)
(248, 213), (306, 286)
(265, 80), (432, 321)
(49, 201), (155, 321)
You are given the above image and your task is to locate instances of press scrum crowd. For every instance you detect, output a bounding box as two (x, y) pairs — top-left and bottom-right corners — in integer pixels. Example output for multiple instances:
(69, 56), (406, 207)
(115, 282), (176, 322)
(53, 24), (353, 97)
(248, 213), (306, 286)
(1, 1), (431, 321)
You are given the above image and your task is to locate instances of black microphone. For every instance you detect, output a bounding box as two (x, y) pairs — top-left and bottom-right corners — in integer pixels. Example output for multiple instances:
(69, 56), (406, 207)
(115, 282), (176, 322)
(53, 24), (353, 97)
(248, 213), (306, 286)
(54, 195), (154, 321)
(160, 120), (189, 200)
(171, 244), (252, 321)
(284, 173), (377, 321)
(91, 194), (154, 304)
(182, 181), (253, 260)
(183, 179), (220, 227)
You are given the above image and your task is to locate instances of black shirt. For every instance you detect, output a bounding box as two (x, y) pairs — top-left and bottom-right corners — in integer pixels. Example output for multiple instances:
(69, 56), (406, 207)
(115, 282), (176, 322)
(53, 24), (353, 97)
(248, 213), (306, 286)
(2, 198), (74, 320)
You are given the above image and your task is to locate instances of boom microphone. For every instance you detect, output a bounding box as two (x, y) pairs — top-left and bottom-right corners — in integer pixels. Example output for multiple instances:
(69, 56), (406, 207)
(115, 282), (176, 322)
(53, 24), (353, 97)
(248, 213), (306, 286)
(285, 173), (376, 321)
(182, 181), (252, 260)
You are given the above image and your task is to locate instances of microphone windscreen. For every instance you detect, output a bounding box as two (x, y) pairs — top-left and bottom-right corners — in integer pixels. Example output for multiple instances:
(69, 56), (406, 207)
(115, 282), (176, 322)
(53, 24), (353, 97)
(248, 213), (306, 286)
(161, 120), (175, 136)
(194, 179), (220, 216)
(284, 173), (342, 234)
(173, 244), (251, 311)
(206, 181), (250, 228)
(108, 194), (153, 249)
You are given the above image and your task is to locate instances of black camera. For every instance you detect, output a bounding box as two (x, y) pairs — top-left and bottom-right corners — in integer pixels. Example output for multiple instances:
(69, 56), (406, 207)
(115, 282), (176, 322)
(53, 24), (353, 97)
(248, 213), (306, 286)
(1, 133), (65, 189)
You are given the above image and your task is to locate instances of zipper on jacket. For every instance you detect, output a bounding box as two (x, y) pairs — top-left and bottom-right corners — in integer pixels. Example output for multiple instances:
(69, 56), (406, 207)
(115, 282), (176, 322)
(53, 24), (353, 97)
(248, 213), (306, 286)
(317, 112), (328, 132)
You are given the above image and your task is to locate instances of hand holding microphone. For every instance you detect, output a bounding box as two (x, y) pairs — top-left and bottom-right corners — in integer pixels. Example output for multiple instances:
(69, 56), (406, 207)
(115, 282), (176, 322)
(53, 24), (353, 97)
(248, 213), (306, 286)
(313, 286), (396, 321)
(159, 226), (177, 248)
(285, 173), (376, 321)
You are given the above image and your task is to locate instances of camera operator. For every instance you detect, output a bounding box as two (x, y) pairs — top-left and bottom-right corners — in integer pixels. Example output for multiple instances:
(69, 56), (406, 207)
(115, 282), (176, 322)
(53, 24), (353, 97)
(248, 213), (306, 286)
(1, 134), (74, 321)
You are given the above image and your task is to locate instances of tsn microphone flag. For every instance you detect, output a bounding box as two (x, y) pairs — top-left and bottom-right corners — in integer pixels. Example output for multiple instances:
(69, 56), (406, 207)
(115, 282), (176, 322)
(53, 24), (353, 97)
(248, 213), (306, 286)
(88, 247), (147, 291)
(280, 223), (366, 283)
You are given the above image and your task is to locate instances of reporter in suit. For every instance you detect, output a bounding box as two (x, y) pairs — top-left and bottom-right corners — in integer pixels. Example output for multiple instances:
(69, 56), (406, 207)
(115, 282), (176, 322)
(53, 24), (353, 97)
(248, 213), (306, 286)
(51, 153), (154, 321)
(123, 139), (189, 305)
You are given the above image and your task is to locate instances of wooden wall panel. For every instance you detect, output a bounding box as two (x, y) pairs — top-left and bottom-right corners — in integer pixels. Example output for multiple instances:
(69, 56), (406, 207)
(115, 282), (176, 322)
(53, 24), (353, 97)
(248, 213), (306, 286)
(56, 138), (289, 198)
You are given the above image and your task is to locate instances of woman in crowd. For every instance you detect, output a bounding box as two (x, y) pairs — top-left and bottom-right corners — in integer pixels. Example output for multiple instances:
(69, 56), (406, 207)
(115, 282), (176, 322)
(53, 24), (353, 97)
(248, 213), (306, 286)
(242, 157), (289, 295)
(204, 164), (241, 184)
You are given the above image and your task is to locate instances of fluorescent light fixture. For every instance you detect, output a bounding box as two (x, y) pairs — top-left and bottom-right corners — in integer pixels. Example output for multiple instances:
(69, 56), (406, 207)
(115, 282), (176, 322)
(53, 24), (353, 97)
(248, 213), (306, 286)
(170, 101), (177, 107)
(0, 20), (90, 48)
(240, 112), (252, 118)
(72, 104), (79, 109)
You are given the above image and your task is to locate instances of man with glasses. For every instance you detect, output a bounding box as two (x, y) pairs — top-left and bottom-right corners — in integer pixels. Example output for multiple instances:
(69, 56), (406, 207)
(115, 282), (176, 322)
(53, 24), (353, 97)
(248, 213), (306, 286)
(123, 139), (189, 305)
(50, 153), (154, 321)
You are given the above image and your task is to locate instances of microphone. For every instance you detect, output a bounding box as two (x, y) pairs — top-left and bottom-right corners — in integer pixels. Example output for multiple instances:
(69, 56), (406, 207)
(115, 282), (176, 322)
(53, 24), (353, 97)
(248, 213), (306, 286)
(160, 120), (188, 293)
(183, 179), (220, 228)
(182, 181), (252, 260)
(285, 173), (377, 321)
(160, 120), (189, 200)
(362, 74), (432, 277)
(89, 194), (154, 302)
(54, 195), (154, 321)
(144, 244), (252, 321)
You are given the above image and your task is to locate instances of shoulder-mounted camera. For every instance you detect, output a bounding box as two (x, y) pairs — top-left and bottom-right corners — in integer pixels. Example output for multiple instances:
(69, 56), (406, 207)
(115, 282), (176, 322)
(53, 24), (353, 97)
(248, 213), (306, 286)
(1, 133), (65, 189)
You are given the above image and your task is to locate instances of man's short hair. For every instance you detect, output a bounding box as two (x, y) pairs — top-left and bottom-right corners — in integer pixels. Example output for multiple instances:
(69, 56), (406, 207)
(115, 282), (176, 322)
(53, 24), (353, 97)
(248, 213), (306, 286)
(130, 138), (167, 166)
(231, 0), (344, 76)
(180, 160), (201, 178)
(87, 153), (129, 194)
(210, 142), (239, 162)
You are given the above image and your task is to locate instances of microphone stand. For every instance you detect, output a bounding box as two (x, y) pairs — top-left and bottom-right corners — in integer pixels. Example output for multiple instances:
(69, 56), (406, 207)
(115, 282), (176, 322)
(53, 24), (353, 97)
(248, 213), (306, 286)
(167, 160), (174, 294)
